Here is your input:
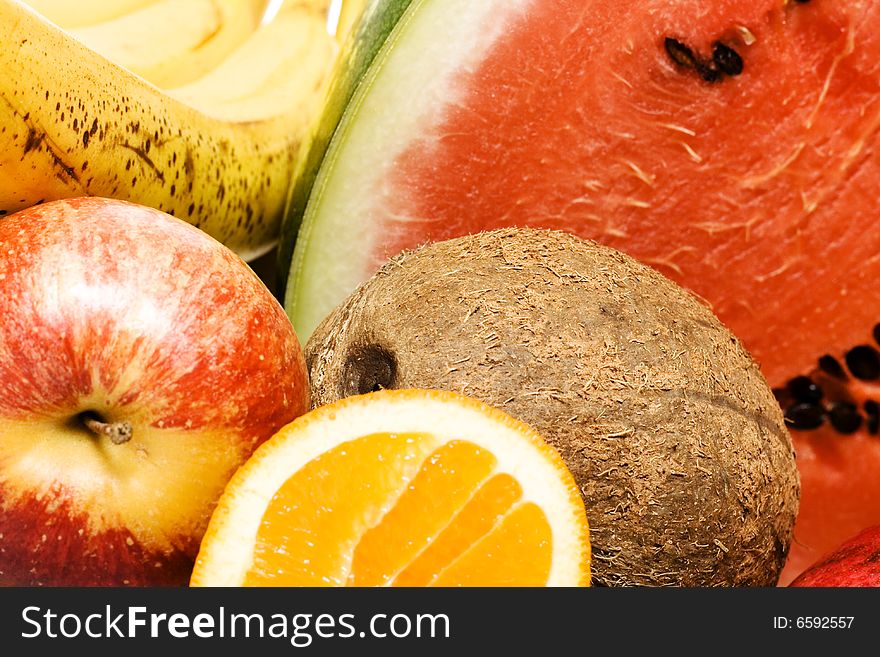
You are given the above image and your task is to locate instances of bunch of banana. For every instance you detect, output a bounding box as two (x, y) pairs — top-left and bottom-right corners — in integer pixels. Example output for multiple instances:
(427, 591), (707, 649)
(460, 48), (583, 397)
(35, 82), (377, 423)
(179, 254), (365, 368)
(168, 4), (334, 122)
(2, 0), (337, 260)
(66, 0), (269, 89)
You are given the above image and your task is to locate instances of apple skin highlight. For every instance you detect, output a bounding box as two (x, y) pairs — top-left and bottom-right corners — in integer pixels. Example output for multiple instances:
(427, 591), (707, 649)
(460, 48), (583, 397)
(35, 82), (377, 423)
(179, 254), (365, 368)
(0, 197), (310, 586)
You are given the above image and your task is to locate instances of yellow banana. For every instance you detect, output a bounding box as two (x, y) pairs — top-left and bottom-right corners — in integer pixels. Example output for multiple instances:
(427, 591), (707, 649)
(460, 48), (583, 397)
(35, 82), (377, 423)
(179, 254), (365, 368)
(68, 0), (268, 89)
(0, 0), (337, 260)
(169, 5), (336, 122)
(23, 0), (161, 28)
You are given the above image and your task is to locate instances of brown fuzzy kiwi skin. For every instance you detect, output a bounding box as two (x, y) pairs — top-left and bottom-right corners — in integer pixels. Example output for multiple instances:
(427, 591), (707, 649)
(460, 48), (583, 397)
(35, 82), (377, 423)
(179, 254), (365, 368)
(305, 228), (800, 587)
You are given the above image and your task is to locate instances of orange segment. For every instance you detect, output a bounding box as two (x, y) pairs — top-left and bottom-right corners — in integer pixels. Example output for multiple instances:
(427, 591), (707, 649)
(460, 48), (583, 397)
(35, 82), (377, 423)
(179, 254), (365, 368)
(244, 432), (438, 586)
(190, 389), (591, 587)
(348, 440), (498, 586)
(431, 503), (552, 587)
(393, 473), (523, 587)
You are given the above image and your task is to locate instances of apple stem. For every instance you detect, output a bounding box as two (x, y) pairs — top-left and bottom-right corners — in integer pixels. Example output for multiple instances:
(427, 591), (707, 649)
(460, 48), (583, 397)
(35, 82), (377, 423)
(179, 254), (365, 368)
(83, 416), (133, 445)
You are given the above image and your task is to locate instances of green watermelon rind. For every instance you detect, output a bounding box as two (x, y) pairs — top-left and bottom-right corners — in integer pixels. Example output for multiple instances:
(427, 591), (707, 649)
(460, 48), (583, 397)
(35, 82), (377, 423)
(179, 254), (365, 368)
(286, 0), (531, 339)
(275, 0), (414, 300)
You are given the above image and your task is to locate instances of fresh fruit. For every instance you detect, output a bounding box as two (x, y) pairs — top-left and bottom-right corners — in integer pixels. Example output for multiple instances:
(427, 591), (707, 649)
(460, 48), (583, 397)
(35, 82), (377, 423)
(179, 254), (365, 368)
(0, 197), (310, 586)
(778, 415), (880, 584)
(23, 0), (161, 28)
(305, 228), (799, 587)
(276, 0), (412, 282)
(68, 0), (268, 89)
(281, 0), (880, 584)
(190, 388), (589, 587)
(168, 3), (338, 122)
(1, 0), (336, 260)
(790, 525), (880, 587)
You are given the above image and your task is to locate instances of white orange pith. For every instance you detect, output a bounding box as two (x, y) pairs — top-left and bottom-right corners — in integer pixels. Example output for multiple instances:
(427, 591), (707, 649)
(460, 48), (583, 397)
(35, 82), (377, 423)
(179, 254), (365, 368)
(190, 389), (591, 587)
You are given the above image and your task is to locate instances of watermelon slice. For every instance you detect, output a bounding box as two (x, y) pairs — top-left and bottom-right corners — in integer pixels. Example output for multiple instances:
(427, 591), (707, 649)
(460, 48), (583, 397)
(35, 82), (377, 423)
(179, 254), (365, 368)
(282, 0), (880, 585)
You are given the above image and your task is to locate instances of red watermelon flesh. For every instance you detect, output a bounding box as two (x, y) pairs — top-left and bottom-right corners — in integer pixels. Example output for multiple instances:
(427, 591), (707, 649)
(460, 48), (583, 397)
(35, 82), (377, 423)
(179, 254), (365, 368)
(348, 0), (880, 584)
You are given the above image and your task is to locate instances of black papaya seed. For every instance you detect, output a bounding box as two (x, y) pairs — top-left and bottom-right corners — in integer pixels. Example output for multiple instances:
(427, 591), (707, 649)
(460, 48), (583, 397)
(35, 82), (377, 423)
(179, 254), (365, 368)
(784, 403), (825, 431)
(818, 354), (847, 379)
(787, 376), (823, 404)
(828, 402), (862, 435)
(865, 401), (880, 434)
(845, 345), (880, 381)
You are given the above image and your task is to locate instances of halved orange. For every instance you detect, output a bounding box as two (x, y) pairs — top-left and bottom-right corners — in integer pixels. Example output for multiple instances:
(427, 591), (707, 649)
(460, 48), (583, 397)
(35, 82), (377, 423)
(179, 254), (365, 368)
(190, 389), (590, 587)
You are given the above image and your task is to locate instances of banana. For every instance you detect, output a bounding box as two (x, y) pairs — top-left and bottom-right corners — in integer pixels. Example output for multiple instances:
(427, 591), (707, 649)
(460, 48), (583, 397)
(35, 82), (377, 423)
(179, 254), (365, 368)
(68, 0), (268, 89)
(23, 0), (161, 28)
(168, 5), (337, 122)
(0, 0), (337, 261)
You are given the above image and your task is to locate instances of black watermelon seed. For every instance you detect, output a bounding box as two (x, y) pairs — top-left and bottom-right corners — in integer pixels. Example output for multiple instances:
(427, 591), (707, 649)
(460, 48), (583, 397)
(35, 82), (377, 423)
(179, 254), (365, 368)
(787, 376), (823, 404)
(784, 403), (825, 430)
(712, 42), (744, 76)
(865, 401), (879, 434)
(873, 323), (880, 346)
(845, 345), (880, 380)
(696, 62), (721, 83)
(664, 38), (698, 69)
(818, 354), (847, 379)
(828, 402), (862, 434)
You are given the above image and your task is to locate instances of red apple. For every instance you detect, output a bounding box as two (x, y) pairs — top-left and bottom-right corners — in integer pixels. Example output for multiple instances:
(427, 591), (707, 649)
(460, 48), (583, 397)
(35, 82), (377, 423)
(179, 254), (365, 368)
(0, 197), (309, 586)
(790, 525), (880, 587)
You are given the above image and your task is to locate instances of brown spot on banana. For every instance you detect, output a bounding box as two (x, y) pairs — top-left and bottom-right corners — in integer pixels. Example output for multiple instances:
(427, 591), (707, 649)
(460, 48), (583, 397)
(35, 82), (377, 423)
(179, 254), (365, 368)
(22, 125), (43, 155)
(120, 142), (166, 185)
(3, 95), (83, 193)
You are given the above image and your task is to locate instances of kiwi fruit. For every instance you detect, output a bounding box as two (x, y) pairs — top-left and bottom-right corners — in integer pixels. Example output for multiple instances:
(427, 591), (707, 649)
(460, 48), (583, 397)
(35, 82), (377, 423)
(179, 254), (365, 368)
(305, 227), (800, 587)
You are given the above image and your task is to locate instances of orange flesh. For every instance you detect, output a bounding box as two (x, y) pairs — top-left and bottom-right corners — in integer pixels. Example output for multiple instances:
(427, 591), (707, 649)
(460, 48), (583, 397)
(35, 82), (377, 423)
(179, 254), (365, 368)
(430, 504), (552, 587)
(244, 432), (438, 586)
(348, 440), (497, 586)
(394, 473), (525, 587)
(244, 434), (553, 586)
